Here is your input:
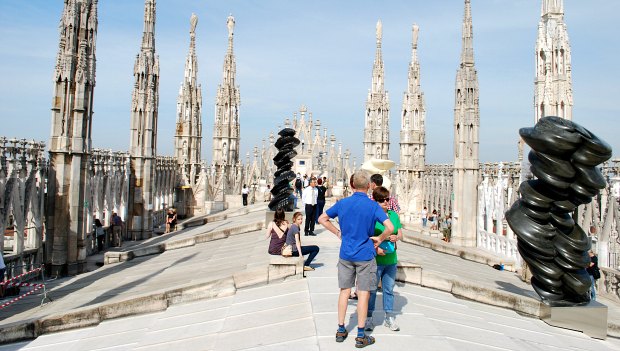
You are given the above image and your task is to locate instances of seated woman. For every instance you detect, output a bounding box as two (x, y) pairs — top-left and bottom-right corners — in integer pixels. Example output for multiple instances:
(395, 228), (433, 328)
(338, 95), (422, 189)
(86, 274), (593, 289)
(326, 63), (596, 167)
(166, 209), (177, 233)
(266, 208), (289, 255)
(286, 212), (320, 271)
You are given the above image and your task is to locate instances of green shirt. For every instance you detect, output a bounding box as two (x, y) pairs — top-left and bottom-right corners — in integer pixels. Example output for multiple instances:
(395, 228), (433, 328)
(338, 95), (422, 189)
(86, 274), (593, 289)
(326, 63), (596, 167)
(374, 210), (401, 266)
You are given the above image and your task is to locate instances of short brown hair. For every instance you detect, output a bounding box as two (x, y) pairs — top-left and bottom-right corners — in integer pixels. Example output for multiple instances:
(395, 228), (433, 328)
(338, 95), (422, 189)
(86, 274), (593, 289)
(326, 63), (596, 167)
(372, 186), (390, 202)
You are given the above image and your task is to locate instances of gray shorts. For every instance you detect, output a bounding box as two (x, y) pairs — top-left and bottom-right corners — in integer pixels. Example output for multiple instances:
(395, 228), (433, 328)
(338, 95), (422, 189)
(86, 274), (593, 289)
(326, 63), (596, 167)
(337, 258), (377, 292)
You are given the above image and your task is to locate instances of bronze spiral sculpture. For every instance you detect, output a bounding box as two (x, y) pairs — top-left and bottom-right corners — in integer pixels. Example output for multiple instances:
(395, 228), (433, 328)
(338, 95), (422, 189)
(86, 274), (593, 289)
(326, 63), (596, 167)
(268, 128), (300, 211)
(506, 116), (612, 306)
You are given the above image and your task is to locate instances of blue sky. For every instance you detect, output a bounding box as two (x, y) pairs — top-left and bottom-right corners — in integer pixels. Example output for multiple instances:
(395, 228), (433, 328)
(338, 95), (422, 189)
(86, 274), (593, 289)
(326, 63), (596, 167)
(0, 1), (618, 165)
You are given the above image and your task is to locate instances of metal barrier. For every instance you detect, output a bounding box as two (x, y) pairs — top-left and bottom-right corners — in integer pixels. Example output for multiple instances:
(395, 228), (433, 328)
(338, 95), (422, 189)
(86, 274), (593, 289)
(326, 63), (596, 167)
(0, 264), (52, 309)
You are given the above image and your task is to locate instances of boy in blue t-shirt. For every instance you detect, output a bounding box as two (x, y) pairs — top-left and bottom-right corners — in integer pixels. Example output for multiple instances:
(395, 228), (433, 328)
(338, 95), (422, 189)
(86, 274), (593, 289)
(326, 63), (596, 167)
(319, 170), (394, 348)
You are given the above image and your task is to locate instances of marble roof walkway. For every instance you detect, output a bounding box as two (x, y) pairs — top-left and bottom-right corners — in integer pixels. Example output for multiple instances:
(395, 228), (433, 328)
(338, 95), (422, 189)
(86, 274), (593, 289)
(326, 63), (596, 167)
(1, 202), (619, 350)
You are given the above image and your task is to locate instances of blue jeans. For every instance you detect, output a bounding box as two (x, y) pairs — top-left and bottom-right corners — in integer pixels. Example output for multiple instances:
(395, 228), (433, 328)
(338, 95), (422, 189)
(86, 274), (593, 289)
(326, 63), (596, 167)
(368, 264), (397, 315)
(590, 275), (596, 301)
(422, 218), (427, 227)
(292, 245), (320, 266)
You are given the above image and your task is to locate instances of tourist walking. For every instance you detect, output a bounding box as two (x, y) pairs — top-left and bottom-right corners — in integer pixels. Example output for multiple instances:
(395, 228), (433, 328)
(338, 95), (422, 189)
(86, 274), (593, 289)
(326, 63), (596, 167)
(93, 218), (105, 252)
(111, 212), (123, 247)
(266, 208), (289, 255)
(421, 206), (428, 227)
(286, 212), (320, 271)
(586, 250), (600, 301)
(302, 178), (318, 236)
(366, 186), (403, 332)
(319, 170), (394, 348)
(315, 178), (327, 224)
(242, 184), (249, 206)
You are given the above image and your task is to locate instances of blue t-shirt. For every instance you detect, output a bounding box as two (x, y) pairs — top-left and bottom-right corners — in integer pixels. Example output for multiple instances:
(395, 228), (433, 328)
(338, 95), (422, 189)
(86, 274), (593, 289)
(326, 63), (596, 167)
(325, 192), (388, 261)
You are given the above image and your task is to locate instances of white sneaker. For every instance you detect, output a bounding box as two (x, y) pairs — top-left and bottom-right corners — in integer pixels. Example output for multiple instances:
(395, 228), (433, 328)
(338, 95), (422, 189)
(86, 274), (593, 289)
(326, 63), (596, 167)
(364, 317), (375, 331)
(384, 316), (400, 331)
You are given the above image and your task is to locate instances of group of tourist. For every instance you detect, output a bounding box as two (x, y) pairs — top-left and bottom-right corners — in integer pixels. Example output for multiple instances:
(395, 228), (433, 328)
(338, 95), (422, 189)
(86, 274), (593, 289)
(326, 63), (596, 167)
(267, 170), (403, 347)
(421, 206), (452, 241)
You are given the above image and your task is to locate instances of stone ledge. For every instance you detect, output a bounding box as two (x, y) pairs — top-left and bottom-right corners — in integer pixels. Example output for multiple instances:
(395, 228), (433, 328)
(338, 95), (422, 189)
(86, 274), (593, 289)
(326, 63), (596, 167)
(396, 260), (422, 285)
(401, 231), (516, 272)
(104, 221), (264, 265)
(269, 256), (304, 281)
(0, 266), (300, 345)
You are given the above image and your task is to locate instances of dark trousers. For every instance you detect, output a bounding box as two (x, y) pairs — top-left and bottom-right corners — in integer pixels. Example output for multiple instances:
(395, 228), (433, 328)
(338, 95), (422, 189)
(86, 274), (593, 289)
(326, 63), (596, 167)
(292, 245), (320, 266)
(304, 204), (316, 234)
(315, 200), (326, 224)
(97, 235), (106, 252)
(242, 194), (248, 206)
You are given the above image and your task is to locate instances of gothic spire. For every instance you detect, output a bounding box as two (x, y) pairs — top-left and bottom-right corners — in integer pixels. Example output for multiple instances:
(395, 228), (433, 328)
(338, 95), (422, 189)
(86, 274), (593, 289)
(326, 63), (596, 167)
(185, 13), (198, 85)
(363, 19), (390, 161)
(175, 13), (203, 184)
(542, 0), (564, 17)
(451, 0), (480, 248)
(371, 20), (385, 94)
(535, 0), (572, 121)
(141, 0), (156, 51)
(461, 0), (474, 66)
(213, 14), (241, 170)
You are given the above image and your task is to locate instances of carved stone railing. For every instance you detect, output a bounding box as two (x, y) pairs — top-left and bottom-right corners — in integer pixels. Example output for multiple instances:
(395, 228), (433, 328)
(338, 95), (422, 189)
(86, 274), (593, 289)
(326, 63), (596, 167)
(422, 164), (453, 217)
(0, 137), (47, 267)
(88, 149), (130, 253)
(477, 229), (521, 266)
(600, 267), (620, 302)
(154, 156), (178, 227)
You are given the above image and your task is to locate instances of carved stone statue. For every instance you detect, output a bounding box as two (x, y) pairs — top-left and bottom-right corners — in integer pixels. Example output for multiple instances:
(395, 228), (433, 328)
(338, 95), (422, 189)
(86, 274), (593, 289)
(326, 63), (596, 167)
(506, 116), (612, 306)
(227, 14), (235, 37)
(190, 13), (198, 34)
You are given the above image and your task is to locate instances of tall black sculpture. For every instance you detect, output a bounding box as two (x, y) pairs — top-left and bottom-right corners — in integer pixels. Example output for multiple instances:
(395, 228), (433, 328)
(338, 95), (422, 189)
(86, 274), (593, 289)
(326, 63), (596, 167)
(506, 116), (611, 306)
(268, 128), (300, 211)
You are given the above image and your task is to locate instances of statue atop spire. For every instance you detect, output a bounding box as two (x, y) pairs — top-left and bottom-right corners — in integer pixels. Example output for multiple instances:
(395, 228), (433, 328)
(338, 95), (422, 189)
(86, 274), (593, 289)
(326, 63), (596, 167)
(376, 19), (382, 44)
(461, 0), (474, 66)
(227, 14), (235, 38)
(190, 13), (198, 34)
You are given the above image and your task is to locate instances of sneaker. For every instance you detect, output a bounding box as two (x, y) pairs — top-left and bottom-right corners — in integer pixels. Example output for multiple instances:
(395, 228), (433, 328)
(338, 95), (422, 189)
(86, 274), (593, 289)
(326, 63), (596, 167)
(383, 316), (400, 331)
(303, 266), (315, 271)
(364, 317), (375, 331)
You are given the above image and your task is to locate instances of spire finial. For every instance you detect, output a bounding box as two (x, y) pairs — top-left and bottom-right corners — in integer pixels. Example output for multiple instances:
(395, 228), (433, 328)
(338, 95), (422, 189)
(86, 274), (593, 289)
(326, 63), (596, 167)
(412, 23), (419, 50)
(376, 19), (382, 45)
(190, 13), (198, 34)
(227, 14), (235, 38)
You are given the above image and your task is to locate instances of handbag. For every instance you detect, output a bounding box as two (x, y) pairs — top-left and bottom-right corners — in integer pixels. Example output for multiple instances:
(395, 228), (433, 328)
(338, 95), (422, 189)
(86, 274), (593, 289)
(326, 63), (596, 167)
(378, 240), (395, 254)
(281, 243), (293, 257)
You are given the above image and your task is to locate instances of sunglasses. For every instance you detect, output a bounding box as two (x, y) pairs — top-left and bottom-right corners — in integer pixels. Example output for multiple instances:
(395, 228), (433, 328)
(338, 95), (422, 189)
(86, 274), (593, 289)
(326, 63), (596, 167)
(375, 197), (389, 203)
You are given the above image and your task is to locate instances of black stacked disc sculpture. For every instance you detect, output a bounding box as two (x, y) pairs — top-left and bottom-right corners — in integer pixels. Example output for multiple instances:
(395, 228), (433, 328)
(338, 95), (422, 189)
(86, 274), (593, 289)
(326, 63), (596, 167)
(506, 116), (612, 306)
(268, 128), (300, 211)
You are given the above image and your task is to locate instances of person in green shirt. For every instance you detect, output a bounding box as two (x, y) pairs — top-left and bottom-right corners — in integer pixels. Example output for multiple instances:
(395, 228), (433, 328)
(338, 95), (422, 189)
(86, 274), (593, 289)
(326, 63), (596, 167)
(366, 186), (403, 332)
